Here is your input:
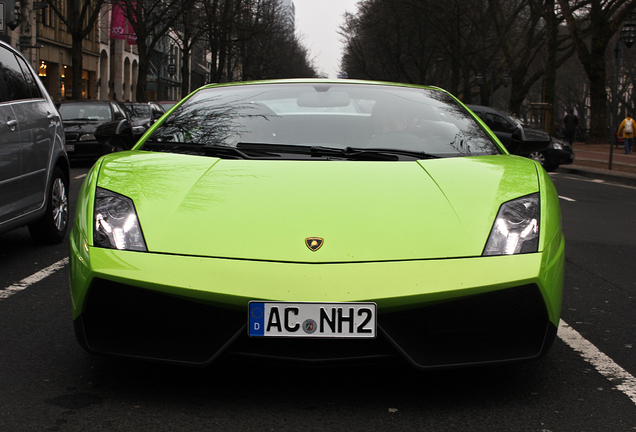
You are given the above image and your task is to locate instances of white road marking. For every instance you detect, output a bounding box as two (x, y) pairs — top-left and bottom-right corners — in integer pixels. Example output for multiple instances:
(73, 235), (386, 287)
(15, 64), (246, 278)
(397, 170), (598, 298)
(559, 320), (636, 405)
(74, 173), (87, 180)
(561, 174), (636, 190)
(558, 196), (576, 202)
(3, 261), (636, 406)
(0, 258), (68, 300)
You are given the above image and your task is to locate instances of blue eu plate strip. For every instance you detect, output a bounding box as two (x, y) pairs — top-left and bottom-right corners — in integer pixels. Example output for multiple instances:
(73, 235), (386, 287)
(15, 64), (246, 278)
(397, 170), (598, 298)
(249, 302), (265, 336)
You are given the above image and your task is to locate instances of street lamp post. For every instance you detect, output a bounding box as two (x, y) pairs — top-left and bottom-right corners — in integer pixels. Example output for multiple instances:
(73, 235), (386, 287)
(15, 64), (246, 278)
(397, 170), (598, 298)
(610, 6), (636, 169)
(475, 69), (510, 107)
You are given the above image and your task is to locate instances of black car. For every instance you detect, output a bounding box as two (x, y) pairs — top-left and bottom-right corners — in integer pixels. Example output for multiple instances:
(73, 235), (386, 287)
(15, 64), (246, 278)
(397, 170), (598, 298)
(157, 100), (178, 111)
(466, 105), (550, 156)
(57, 100), (132, 161)
(467, 105), (574, 171)
(124, 101), (165, 139)
(527, 137), (575, 172)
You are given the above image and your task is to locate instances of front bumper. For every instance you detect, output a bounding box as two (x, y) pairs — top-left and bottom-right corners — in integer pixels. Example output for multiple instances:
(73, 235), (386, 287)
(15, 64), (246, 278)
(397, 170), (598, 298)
(65, 140), (115, 161)
(69, 239), (564, 369)
(547, 147), (575, 166)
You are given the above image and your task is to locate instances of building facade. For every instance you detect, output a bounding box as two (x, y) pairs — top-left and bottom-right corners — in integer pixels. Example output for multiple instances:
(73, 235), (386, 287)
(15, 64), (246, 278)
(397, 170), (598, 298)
(0, 0), (184, 103)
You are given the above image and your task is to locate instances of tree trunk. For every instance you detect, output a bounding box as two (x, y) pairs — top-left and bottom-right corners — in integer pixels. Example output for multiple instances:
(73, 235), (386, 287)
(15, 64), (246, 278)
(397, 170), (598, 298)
(181, 48), (191, 95)
(136, 39), (150, 102)
(542, 0), (558, 135)
(71, 34), (84, 100)
(587, 58), (608, 143)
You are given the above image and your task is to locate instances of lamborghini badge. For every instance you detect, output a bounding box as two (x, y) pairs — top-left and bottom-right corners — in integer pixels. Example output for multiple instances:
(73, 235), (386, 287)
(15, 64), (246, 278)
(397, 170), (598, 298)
(305, 237), (324, 251)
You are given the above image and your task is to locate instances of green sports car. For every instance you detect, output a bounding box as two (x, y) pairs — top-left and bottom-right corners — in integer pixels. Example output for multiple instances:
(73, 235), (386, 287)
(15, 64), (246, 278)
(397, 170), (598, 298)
(69, 79), (564, 369)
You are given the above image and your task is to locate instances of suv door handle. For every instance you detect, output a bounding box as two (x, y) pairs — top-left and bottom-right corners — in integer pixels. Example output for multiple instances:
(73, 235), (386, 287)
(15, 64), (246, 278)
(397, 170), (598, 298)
(7, 119), (18, 131)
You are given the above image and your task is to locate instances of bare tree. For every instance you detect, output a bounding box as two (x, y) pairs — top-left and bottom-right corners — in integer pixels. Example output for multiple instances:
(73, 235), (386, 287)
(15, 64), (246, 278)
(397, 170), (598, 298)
(118, 0), (188, 101)
(170, 0), (208, 95)
(557, 0), (630, 142)
(239, 0), (317, 79)
(45, 0), (107, 100)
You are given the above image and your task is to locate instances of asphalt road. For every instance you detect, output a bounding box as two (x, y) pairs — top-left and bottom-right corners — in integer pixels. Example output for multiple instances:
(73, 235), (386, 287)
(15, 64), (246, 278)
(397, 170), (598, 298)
(1, 167), (635, 431)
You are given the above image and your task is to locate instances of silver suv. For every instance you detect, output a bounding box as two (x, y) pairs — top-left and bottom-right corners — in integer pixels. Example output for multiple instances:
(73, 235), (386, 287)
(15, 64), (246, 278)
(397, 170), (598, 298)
(0, 41), (70, 244)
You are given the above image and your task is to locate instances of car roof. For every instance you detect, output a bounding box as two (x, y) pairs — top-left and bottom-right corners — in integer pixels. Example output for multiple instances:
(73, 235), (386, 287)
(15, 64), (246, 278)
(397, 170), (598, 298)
(466, 104), (510, 116)
(59, 100), (115, 104)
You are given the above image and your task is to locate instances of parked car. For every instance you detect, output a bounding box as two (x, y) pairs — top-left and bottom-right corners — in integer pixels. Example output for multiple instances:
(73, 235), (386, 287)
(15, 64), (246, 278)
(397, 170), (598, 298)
(157, 100), (178, 111)
(466, 104), (550, 156)
(0, 40), (70, 244)
(71, 79), (564, 370)
(57, 100), (132, 161)
(528, 137), (575, 172)
(124, 101), (165, 139)
(467, 105), (574, 171)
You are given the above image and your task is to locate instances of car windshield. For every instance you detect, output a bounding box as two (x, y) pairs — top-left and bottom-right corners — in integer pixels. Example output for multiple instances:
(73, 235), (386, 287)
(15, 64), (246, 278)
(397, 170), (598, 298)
(504, 112), (524, 126)
(126, 104), (151, 120)
(142, 83), (500, 160)
(58, 103), (112, 121)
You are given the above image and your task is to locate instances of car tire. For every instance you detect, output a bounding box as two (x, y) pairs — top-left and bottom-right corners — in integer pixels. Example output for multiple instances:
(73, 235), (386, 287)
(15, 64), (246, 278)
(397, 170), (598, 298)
(528, 151), (558, 172)
(28, 167), (69, 244)
(542, 159), (559, 172)
(528, 151), (545, 165)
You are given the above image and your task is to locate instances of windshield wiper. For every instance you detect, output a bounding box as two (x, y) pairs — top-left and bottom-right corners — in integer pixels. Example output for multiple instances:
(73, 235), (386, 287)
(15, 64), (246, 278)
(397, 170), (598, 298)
(142, 141), (441, 161)
(63, 118), (94, 122)
(141, 142), (252, 159)
(312, 145), (440, 160)
(236, 143), (439, 160)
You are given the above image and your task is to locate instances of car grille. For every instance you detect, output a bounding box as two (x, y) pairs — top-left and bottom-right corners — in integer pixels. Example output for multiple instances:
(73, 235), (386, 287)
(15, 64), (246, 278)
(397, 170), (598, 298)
(76, 279), (555, 369)
(79, 278), (246, 364)
(380, 284), (554, 368)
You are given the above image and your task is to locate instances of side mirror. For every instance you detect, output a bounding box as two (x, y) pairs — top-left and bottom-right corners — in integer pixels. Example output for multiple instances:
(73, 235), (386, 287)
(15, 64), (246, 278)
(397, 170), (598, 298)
(95, 119), (136, 150)
(506, 126), (550, 156)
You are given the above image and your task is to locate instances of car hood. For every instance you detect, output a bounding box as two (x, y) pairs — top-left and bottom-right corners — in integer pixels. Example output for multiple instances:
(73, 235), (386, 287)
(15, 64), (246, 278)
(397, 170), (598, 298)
(95, 152), (540, 262)
(521, 124), (551, 143)
(63, 122), (101, 133)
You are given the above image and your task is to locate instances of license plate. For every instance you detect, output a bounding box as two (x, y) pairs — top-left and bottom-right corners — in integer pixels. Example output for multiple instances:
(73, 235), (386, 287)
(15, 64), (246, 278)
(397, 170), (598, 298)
(65, 144), (75, 152)
(248, 301), (376, 338)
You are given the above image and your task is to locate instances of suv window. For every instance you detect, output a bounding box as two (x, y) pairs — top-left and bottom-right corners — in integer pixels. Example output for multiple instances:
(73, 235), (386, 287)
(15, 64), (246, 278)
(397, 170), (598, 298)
(484, 112), (513, 133)
(0, 47), (32, 101)
(112, 102), (127, 120)
(16, 55), (42, 99)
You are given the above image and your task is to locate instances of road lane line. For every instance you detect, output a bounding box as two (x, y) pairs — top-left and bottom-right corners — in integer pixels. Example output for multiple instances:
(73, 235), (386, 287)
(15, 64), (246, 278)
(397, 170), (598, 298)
(559, 320), (636, 405)
(0, 258), (68, 300)
(558, 196), (576, 202)
(561, 174), (636, 189)
(74, 174), (87, 180)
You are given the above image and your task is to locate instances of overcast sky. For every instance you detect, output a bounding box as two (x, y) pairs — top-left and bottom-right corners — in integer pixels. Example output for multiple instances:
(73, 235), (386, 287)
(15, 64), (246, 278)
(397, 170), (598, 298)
(293, 0), (361, 78)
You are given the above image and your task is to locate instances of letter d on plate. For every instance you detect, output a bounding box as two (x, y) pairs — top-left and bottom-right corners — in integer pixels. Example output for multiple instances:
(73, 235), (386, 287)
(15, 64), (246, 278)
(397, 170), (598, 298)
(249, 302), (265, 336)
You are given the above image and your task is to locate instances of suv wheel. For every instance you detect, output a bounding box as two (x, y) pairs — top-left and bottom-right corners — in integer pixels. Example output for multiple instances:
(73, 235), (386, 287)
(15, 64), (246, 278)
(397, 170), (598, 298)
(528, 151), (545, 166)
(28, 167), (69, 244)
(528, 151), (558, 172)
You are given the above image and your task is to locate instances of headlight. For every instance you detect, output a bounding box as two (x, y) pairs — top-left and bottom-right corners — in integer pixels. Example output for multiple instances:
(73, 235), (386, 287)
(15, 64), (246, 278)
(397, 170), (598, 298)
(552, 142), (563, 150)
(483, 193), (539, 256)
(79, 133), (96, 141)
(94, 188), (147, 251)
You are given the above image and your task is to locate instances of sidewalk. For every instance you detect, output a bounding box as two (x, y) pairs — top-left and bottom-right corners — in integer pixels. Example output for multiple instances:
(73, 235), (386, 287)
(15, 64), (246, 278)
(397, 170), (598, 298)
(556, 142), (636, 186)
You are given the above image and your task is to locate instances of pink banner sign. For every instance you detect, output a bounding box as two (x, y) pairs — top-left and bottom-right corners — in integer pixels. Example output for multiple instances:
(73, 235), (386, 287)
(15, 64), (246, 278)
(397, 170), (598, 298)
(111, 2), (137, 45)
(110, 2), (127, 40)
